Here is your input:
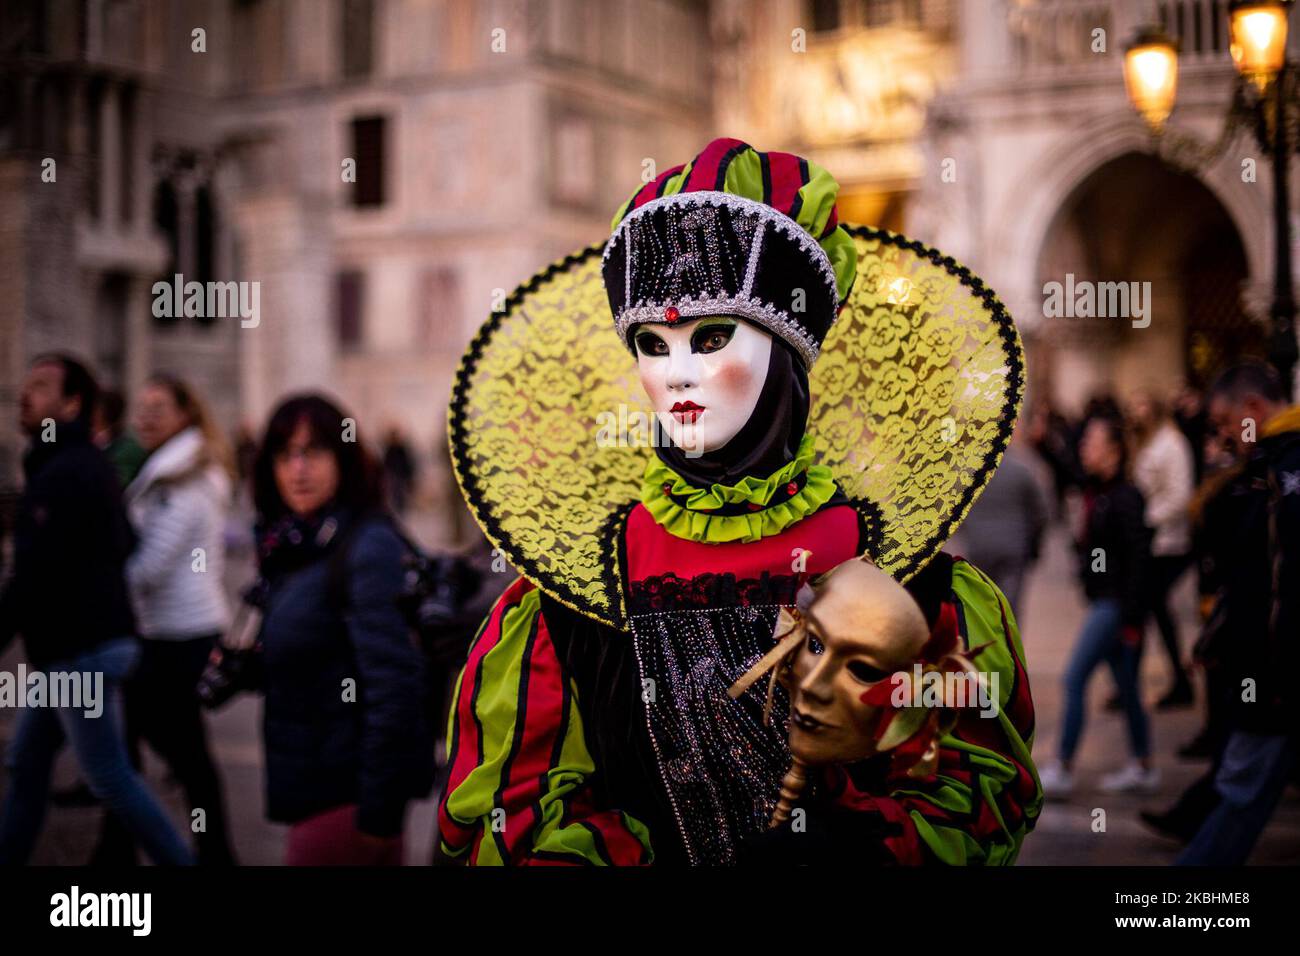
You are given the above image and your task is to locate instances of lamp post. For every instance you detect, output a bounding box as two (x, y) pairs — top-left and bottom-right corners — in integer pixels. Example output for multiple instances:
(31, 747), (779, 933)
(1125, 0), (1298, 398)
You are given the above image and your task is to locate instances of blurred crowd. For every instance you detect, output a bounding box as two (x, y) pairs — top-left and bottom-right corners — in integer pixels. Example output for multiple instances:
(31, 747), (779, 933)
(0, 354), (501, 866)
(0, 351), (1296, 867)
(959, 365), (1300, 865)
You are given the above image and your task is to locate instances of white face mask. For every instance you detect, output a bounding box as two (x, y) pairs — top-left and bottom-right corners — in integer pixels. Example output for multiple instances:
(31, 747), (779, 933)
(633, 316), (772, 456)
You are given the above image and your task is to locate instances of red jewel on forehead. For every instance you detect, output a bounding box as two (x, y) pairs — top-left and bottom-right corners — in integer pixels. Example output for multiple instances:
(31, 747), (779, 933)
(663, 306), (680, 323)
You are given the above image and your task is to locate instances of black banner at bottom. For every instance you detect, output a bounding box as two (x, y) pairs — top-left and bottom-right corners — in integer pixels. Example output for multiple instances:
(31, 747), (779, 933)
(0, 865), (1289, 942)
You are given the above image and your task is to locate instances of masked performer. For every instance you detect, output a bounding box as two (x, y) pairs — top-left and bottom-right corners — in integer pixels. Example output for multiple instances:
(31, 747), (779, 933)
(438, 138), (1041, 865)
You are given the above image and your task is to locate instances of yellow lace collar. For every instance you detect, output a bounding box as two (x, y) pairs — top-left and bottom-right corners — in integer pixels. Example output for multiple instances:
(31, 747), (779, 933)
(448, 227), (1024, 627)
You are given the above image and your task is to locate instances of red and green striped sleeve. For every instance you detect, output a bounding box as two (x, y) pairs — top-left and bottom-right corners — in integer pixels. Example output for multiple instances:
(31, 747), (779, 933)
(437, 576), (653, 865)
(832, 558), (1043, 865)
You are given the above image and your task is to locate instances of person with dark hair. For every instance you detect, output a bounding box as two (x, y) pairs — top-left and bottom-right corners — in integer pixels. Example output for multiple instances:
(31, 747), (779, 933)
(381, 426), (417, 516)
(1028, 401), (1079, 522)
(233, 422), (259, 503)
(1039, 415), (1157, 797)
(1173, 385), (1209, 483)
(249, 393), (431, 864)
(1139, 454), (1243, 843)
(0, 354), (194, 866)
(93, 375), (239, 866)
(91, 388), (146, 488)
(952, 427), (1048, 624)
(28, 352), (99, 425)
(1175, 361), (1299, 865)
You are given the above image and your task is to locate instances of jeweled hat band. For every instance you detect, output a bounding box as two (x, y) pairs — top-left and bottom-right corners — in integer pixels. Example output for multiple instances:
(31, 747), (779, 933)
(601, 191), (840, 368)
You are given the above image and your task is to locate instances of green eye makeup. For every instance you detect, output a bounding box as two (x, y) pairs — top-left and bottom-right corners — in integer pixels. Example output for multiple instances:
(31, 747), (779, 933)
(691, 319), (737, 354)
(634, 318), (736, 357)
(635, 330), (669, 356)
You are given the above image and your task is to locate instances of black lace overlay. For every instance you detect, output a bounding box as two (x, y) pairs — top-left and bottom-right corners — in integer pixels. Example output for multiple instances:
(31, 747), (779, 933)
(628, 603), (792, 864)
(627, 571), (802, 616)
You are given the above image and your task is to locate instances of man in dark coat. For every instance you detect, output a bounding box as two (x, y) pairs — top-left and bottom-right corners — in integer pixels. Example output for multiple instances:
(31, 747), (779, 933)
(0, 354), (192, 865)
(1178, 362), (1300, 865)
(0, 359), (136, 666)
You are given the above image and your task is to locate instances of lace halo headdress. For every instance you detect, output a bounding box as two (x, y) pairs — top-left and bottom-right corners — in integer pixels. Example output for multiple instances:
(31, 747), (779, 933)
(448, 223), (1024, 629)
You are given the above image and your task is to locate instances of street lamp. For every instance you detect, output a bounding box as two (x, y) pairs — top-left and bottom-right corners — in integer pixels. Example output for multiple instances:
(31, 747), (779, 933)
(1231, 0), (1290, 90)
(1124, 27), (1179, 133)
(1124, 0), (1299, 398)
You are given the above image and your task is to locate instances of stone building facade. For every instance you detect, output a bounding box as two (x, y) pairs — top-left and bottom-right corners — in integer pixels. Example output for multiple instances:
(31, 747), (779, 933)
(1, 0), (241, 485)
(915, 0), (1289, 413)
(4, 0), (1296, 504)
(1, 0), (712, 530)
(714, 0), (1297, 413)
(217, 0), (712, 534)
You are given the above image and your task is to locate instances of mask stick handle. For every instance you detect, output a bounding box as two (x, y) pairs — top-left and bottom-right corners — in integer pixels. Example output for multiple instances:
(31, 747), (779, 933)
(769, 757), (808, 829)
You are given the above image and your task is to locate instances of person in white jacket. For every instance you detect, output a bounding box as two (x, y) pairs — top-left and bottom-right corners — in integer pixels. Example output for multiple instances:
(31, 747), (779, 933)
(1129, 392), (1196, 710)
(94, 375), (238, 865)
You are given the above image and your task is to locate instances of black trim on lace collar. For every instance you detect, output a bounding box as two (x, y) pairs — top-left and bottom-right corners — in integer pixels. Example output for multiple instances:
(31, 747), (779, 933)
(596, 500), (638, 630)
(848, 496), (885, 562)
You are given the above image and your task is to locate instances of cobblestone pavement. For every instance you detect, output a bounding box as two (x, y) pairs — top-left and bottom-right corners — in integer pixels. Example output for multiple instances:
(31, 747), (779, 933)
(2, 518), (1296, 865)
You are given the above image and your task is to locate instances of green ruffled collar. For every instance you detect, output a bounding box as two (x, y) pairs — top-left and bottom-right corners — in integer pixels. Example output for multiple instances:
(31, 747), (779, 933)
(641, 434), (837, 544)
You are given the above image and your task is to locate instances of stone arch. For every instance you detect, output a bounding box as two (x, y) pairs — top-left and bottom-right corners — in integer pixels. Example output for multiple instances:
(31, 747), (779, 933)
(993, 111), (1270, 324)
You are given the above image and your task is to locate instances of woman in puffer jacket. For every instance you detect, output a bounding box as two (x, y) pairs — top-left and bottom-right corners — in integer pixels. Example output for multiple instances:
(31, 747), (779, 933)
(94, 375), (238, 865)
(251, 394), (432, 865)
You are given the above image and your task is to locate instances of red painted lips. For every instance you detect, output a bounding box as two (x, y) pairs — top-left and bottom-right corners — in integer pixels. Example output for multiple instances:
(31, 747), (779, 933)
(670, 401), (704, 424)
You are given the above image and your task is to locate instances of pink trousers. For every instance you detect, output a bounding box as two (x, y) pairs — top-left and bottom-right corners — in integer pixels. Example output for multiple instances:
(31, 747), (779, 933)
(284, 804), (404, 866)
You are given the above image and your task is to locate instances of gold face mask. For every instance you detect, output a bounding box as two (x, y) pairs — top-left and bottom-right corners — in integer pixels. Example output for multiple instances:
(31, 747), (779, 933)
(777, 560), (930, 767)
